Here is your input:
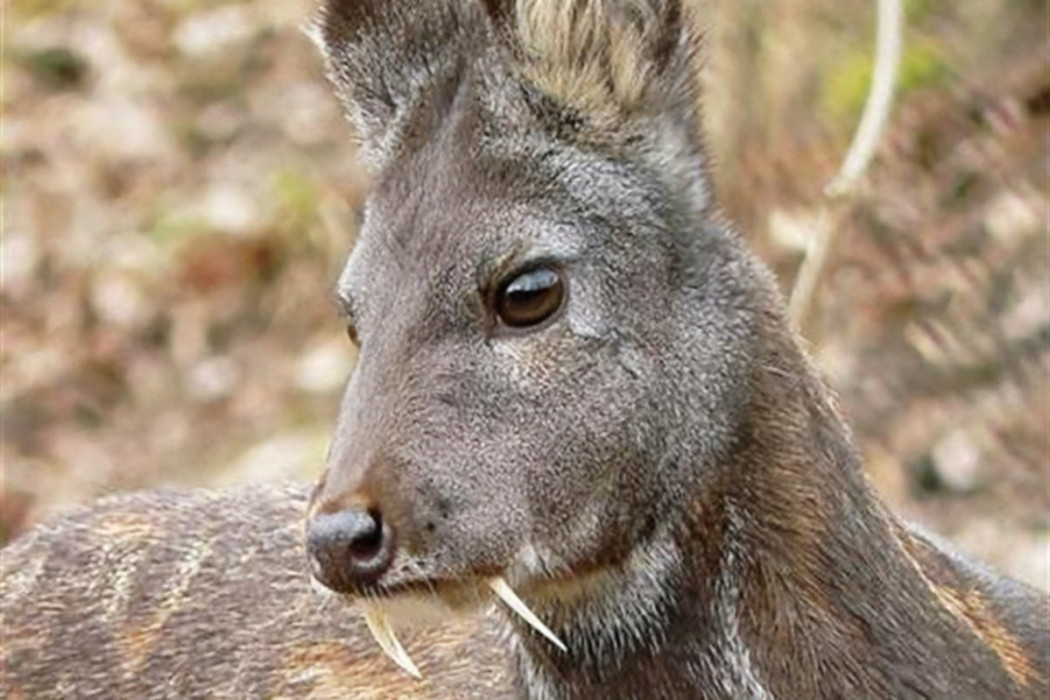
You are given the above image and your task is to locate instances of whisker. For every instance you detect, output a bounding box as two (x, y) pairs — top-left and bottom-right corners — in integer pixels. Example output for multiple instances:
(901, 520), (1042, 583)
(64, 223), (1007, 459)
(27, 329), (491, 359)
(407, 559), (440, 601)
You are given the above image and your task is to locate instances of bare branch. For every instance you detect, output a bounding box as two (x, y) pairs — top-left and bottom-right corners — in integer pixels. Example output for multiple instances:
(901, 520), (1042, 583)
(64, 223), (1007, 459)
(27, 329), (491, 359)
(788, 0), (904, 336)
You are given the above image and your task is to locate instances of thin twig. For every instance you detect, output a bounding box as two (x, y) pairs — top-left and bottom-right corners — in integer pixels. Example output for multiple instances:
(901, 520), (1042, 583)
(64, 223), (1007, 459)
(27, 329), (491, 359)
(788, 0), (904, 336)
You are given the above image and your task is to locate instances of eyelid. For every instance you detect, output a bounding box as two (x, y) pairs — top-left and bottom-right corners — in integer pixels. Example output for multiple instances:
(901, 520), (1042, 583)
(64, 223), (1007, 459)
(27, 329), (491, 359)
(487, 253), (573, 294)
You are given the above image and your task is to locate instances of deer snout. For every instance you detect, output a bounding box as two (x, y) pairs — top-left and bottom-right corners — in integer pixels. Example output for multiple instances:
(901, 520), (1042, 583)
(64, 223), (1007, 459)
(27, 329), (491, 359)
(306, 506), (395, 593)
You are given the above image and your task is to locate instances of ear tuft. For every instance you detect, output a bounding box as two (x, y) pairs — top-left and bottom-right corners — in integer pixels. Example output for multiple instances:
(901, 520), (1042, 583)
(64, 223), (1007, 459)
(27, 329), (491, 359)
(490, 0), (695, 121)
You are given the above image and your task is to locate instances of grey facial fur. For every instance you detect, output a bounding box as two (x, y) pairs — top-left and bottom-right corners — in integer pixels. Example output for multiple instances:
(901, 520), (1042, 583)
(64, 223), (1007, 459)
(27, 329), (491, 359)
(1, 3), (1045, 699)
(308, 2), (1049, 697)
(312, 0), (756, 595)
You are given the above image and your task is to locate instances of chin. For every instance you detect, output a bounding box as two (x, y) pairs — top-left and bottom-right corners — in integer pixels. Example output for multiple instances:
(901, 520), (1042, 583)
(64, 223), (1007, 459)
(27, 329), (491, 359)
(377, 591), (483, 630)
(309, 574), (490, 630)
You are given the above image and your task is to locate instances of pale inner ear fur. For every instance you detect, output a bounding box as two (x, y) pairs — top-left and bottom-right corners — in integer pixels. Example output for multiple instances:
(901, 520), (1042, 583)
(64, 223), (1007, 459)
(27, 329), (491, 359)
(508, 0), (693, 120)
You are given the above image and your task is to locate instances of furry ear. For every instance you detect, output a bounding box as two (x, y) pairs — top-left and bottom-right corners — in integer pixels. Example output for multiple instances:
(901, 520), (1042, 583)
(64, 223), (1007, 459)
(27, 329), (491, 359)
(482, 0), (701, 126)
(484, 0), (710, 213)
(310, 0), (483, 169)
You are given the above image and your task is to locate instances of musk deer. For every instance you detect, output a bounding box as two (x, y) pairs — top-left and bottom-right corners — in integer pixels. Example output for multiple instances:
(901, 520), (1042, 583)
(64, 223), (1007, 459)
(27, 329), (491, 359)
(2, 0), (1048, 698)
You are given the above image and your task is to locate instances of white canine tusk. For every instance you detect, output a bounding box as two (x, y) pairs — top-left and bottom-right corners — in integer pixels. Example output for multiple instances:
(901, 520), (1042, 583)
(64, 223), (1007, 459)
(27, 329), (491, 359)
(488, 577), (567, 652)
(362, 605), (423, 679)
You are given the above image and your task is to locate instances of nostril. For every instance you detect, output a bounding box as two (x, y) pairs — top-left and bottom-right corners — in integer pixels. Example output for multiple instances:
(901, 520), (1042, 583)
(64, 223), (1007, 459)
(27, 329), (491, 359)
(306, 506), (395, 593)
(348, 508), (383, 560)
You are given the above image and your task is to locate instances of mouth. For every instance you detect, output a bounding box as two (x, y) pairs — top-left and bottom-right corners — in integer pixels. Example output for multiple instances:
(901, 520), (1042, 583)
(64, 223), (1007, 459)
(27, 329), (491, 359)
(311, 573), (567, 679)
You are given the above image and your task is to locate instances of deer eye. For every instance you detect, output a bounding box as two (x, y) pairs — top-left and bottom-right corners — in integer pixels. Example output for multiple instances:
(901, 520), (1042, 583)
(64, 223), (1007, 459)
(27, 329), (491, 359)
(495, 267), (565, 328)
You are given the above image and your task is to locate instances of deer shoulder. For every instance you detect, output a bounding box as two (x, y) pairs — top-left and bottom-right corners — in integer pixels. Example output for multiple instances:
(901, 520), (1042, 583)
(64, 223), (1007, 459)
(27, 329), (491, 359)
(0, 484), (512, 699)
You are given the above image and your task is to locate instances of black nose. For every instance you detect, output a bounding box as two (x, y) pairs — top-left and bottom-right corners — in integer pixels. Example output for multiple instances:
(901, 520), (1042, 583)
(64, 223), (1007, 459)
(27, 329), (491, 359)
(306, 507), (395, 593)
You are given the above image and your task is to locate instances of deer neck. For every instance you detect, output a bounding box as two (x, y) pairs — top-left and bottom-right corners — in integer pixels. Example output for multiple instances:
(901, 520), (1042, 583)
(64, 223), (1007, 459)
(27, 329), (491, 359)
(502, 342), (970, 699)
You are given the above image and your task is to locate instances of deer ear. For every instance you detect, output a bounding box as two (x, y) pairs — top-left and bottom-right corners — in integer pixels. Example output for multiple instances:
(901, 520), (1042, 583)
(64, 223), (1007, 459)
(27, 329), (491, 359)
(310, 0), (480, 169)
(482, 0), (701, 126)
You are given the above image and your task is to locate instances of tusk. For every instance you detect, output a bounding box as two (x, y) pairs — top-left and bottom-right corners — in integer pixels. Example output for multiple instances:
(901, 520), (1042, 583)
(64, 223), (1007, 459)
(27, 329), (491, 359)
(362, 605), (423, 679)
(488, 577), (567, 652)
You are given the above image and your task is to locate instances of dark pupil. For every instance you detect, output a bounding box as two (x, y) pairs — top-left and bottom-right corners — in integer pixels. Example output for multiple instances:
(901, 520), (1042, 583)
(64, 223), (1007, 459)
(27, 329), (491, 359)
(499, 268), (562, 327)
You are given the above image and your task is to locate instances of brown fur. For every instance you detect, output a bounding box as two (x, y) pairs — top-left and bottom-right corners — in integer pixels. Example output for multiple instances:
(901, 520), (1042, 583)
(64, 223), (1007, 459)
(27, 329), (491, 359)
(5, 481), (1043, 697)
(0, 485), (513, 699)
(3, 1), (1048, 698)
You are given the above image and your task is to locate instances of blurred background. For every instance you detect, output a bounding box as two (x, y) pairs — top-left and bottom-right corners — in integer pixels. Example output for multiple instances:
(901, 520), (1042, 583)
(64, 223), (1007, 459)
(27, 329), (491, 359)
(2, 0), (1047, 588)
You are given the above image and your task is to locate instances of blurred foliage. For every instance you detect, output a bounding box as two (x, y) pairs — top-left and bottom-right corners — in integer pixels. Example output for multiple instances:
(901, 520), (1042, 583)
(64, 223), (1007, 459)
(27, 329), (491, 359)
(18, 46), (90, 90)
(2, 0), (1048, 588)
(822, 40), (949, 122)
